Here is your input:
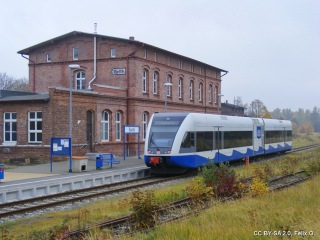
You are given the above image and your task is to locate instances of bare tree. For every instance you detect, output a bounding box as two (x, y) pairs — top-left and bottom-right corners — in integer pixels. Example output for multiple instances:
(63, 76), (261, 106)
(0, 72), (29, 91)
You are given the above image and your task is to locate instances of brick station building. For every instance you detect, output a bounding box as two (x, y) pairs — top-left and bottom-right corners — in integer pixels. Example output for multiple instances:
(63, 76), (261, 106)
(0, 31), (228, 160)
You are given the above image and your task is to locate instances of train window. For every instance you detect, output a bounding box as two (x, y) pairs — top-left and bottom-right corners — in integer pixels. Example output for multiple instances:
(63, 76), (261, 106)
(179, 132), (195, 153)
(266, 131), (282, 144)
(286, 130), (292, 141)
(223, 131), (252, 149)
(196, 132), (213, 152)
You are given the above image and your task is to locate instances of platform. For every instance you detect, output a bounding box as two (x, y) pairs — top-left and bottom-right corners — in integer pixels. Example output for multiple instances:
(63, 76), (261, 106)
(0, 156), (150, 204)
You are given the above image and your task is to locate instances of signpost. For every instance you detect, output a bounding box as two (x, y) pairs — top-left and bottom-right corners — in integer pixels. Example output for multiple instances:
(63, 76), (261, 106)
(123, 125), (141, 160)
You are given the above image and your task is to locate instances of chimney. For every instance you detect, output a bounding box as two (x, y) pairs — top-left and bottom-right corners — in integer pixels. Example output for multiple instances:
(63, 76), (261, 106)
(129, 36), (135, 40)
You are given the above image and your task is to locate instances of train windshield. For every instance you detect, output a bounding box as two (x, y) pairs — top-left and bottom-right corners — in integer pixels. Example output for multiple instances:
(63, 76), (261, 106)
(148, 115), (186, 152)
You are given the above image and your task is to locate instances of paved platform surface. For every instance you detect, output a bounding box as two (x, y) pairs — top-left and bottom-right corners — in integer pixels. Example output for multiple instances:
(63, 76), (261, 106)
(1, 155), (145, 183)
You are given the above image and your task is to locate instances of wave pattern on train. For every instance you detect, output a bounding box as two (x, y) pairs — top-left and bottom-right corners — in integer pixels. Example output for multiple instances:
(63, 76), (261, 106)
(144, 112), (292, 174)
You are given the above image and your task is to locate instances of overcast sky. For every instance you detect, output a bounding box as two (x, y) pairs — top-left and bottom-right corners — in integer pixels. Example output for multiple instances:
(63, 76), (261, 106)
(1, 0), (319, 111)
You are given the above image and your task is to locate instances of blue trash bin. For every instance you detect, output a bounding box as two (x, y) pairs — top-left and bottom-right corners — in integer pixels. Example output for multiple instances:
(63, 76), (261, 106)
(96, 155), (103, 169)
(0, 164), (4, 180)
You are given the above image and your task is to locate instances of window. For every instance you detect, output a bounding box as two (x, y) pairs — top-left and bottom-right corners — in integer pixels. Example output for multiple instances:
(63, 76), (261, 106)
(73, 47), (78, 60)
(28, 111), (42, 143)
(190, 64), (194, 72)
(196, 131), (214, 152)
(142, 112), (148, 140)
(166, 75), (172, 97)
(214, 85), (218, 104)
(3, 112), (17, 144)
(153, 71), (159, 94)
(144, 49), (147, 59)
(115, 111), (121, 141)
(189, 80), (194, 100)
(46, 54), (51, 62)
(76, 71), (86, 89)
(101, 111), (110, 141)
(111, 48), (116, 58)
(178, 77), (183, 99)
(199, 82), (203, 102)
(209, 84), (213, 103)
(154, 52), (157, 62)
(142, 69), (148, 93)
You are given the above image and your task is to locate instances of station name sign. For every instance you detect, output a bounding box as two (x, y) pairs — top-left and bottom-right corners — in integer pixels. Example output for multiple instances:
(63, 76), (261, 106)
(112, 68), (126, 75)
(124, 126), (139, 134)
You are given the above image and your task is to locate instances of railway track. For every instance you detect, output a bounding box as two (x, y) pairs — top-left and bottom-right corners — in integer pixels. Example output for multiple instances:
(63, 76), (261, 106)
(63, 170), (312, 239)
(0, 174), (194, 221)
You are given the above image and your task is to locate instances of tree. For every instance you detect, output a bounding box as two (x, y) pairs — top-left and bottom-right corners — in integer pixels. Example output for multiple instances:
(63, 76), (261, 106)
(0, 72), (29, 91)
(246, 99), (270, 118)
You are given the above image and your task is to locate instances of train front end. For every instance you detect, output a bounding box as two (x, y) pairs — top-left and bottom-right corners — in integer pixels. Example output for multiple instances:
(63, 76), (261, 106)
(144, 112), (188, 174)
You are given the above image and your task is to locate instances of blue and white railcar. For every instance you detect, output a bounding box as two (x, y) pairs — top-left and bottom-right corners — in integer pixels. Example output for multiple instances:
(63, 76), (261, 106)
(144, 112), (292, 171)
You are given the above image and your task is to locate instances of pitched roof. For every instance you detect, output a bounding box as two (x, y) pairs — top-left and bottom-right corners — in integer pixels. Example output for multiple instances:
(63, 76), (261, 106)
(17, 31), (228, 73)
(0, 90), (49, 102)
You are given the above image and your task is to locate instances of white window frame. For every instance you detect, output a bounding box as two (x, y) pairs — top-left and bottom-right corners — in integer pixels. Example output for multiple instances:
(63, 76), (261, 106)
(142, 112), (148, 140)
(73, 47), (78, 60)
(214, 86), (218, 104)
(153, 71), (158, 94)
(209, 84), (213, 103)
(166, 75), (172, 97)
(76, 71), (86, 90)
(199, 82), (203, 102)
(142, 69), (147, 93)
(46, 53), (51, 62)
(101, 111), (110, 141)
(189, 80), (194, 100)
(28, 111), (42, 143)
(115, 111), (121, 141)
(178, 78), (183, 99)
(3, 112), (17, 145)
(111, 48), (116, 58)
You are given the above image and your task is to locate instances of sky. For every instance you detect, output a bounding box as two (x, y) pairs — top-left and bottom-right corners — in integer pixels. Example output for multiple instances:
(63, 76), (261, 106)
(1, 0), (319, 111)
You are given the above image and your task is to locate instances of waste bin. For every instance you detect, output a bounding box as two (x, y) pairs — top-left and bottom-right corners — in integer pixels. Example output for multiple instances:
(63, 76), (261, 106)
(0, 163), (4, 181)
(96, 155), (103, 170)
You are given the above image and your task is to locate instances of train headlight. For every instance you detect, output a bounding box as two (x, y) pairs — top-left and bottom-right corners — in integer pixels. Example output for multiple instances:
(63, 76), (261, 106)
(148, 150), (153, 154)
(167, 149), (171, 154)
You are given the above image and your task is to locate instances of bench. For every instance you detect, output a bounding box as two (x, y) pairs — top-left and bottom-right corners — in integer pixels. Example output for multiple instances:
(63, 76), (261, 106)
(96, 153), (120, 169)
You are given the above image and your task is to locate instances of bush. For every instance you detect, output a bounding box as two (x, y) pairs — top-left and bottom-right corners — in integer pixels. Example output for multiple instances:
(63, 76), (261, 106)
(186, 177), (213, 205)
(129, 190), (159, 230)
(201, 162), (237, 198)
(249, 177), (268, 197)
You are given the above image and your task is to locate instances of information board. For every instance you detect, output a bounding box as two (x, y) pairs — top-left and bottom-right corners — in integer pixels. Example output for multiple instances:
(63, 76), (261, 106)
(50, 137), (72, 172)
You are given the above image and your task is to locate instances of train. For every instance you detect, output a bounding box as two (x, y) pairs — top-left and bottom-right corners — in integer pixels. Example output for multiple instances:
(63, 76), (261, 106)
(144, 112), (292, 173)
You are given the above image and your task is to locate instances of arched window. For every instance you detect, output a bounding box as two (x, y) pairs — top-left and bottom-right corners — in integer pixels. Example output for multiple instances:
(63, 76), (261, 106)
(178, 77), (183, 99)
(166, 75), (172, 97)
(142, 69), (148, 93)
(75, 71), (86, 89)
(214, 85), (218, 104)
(199, 82), (203, 102)
(115, 111), (122, 141)
(189, 80), (194, 100)
(209, 84), (213, 103)
(153, 71), (159, 94)
(142, 112), (148, 140)
(101, 111), (110, 141)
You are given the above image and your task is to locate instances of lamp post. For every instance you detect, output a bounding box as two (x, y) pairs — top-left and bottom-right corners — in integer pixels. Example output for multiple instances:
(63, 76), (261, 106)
(164, 82), (172, 112)
(69, 64), (80, 172)
(218, 93), (224, 114)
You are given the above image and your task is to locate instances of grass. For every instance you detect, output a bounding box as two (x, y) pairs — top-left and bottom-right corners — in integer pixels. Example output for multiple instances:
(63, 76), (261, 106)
(1, 134), (320, 239)
(125, 175), (320, 240)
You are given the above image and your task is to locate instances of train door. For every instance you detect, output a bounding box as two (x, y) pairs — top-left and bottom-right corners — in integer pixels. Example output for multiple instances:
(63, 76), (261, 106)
(252, 118), (264, 156)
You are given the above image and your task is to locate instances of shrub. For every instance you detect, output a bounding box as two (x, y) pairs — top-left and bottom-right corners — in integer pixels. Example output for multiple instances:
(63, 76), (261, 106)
(129, 190), (159, 230)
(201, 162), (237, 198)
(305, 159), (320, 176)
(249, 177), (268, 197)
(186, 177), (213, 205)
